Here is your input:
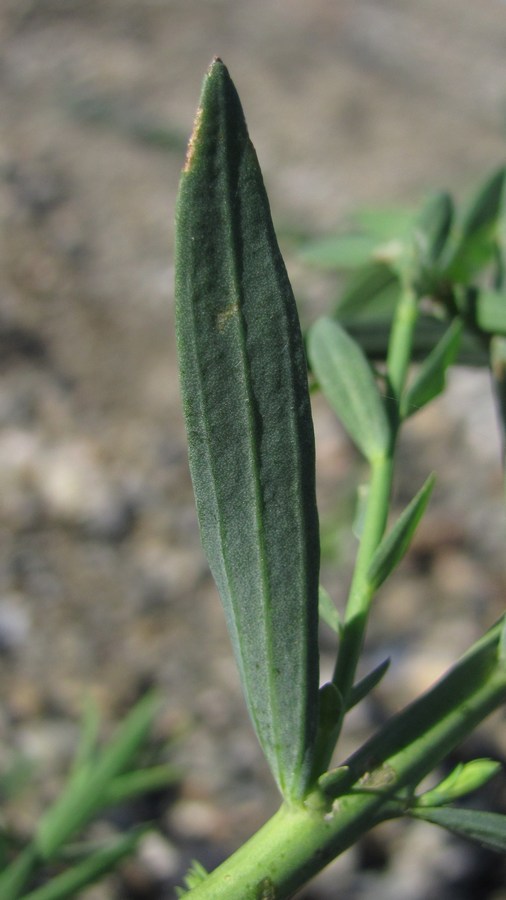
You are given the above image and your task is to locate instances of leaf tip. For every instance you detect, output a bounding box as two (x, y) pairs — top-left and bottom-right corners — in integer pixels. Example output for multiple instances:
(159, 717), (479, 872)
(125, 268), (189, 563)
(183, 104), (203, 173)
(183, 58), (230, 174)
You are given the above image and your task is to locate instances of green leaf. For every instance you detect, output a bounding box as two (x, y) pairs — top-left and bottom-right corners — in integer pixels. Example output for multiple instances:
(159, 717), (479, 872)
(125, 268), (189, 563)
(414, 191), (454, 266)
(347, 658), (391, 711)
(175, 59), (320, 801)
(317, 683), (343, 733)
(401, 319), (463, 417)
(0, 845), (37, 900)
(37, 693), (159, 859)
(104, 764), (181, 806)
(299, 234), (380, 270)
(411, 807), (506, 854)
(22, 828), (147, 900)
(307, 317), (390, 462)
(416, 759), (501, 807)
(368, 474), (436, 591)
(335, 264), (400, 320)
(310, 682), (344, 783)
(461, 166), (506, 238)
(444, 167), (506, 282)
(318, 586), (341, 634)
(468, 289), (506, 336)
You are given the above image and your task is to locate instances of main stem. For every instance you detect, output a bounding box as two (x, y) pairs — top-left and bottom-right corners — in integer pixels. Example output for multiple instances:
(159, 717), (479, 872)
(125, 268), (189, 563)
(185, 620), (506, 900)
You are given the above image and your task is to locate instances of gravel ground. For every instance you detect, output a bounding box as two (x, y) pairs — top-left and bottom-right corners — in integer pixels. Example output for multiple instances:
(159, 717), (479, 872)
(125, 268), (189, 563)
(1, 2), (506, 897)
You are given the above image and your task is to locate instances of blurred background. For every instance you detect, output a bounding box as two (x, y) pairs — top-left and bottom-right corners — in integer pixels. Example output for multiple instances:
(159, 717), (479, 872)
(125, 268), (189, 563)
(1, 1), (506, 897)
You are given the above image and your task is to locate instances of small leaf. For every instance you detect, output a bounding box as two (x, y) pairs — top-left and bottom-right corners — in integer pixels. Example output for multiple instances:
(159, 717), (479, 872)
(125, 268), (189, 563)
(318, 586), (341, 634)
(22, 828), (147, 900)
(347, 658), (391, 711)
(0, 845), (37, 900)
(175, 59), (320, 801)
(336, 264), (400, 321)
(416, 759), (502, 808)
(473, 289), (506, 336)
(318, 682), (344, 731)
(308, 317), (390, 462)
(368, 474), (436, 591)
(414, 191), (454, 266)
(299, 234), (380, 270)
(310, 683), (344, 783)
(411, 807), (506, 854)
(461, 166), (506, 238)
(37, 693), (160, 859)
(444, 166), (506, 282)
(104, 764), (181, 806)
(401, 319), (463, 417)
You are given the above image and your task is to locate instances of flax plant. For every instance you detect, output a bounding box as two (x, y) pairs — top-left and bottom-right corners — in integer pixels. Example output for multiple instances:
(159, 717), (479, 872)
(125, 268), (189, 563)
(174, 59), (506, 899)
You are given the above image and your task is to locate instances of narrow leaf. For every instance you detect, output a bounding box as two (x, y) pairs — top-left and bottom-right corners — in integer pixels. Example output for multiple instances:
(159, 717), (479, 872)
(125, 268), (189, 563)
(444, 167), (506, 282)
(175, 59), (320, 800)
(104, 764), (180, 806)
(461, 166), (506, 238)
(401, 319), (463, 417)
(37, 693), (159, 859)
(474, 289), (506, 336)
(416, 759), (501, 807)
(318, 586), (341, 634)
(317, 683), (343, 733)
(308, 317), (390, 462)
(0, 845), (37, 900)
(23, 828), (147, 900)
(368, 474), (436, 591)
(336, 263), (400, 320)
(414, 191), (454, 266)
(310, 682), (344, 784)
(347, 658), (391, 710)
(411, 807), (506, 854)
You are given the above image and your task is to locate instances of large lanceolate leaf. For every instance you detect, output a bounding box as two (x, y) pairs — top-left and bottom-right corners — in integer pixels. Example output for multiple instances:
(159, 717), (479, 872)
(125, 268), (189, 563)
(175, 59), (320, 801)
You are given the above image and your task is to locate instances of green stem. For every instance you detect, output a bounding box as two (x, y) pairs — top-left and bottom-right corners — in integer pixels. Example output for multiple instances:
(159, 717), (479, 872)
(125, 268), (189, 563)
(330, 283), (419, 734)
(332, 452), (393, 702)
(386, 282), (419, 405)
(185, 620), (506, 900)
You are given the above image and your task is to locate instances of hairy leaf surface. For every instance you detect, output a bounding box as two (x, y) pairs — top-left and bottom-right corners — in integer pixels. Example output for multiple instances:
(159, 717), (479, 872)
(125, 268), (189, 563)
(175, 59), (320, 800)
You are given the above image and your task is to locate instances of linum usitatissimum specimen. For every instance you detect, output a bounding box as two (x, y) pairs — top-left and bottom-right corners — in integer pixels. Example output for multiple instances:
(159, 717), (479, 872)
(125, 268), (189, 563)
(174, 60), (506, 899)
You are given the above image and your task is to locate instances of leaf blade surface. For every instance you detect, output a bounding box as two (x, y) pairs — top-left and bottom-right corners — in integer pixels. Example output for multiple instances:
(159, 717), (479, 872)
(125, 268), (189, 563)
(175, 59), (320, 800)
